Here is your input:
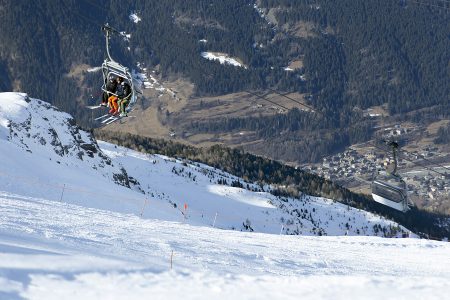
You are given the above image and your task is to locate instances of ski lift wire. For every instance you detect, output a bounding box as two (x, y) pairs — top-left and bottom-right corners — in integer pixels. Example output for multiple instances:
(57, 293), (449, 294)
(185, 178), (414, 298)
(260, 89), (450, 176)
(80, 0), (110, 13)
(263, 89), (450, 176)
(408, 0), (450, 11)
(364, 141), (450, 178)
(266, 87), (316, 113)
(246, 90), (289, 111)
(72, 9), (104, 28)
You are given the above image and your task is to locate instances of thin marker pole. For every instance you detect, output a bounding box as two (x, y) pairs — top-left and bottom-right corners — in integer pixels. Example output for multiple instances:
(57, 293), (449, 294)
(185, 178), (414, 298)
(212, 212), (218, 228)
(59, 184), (66, 202)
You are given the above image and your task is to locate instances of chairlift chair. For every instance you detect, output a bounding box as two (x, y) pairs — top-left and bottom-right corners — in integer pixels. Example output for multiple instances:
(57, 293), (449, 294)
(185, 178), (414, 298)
(371, 141), (410, 212)
(100, 24), (137, 111)
(372, 173), (409, 212)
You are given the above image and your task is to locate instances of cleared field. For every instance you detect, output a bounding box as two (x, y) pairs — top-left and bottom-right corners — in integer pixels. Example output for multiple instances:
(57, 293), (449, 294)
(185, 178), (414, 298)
(427, 119), (450, 135)
(101, 75), (309, 148)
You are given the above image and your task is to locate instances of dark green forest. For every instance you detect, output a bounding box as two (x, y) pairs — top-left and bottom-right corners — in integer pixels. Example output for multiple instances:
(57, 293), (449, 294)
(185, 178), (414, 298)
(262, 0), (449, 114)
(0, 0), (447, 164)
(0, 0), (448, 120)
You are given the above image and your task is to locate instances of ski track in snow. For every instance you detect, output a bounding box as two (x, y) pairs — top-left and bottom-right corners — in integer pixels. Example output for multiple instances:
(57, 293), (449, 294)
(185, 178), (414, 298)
(1, 192), (449, 299)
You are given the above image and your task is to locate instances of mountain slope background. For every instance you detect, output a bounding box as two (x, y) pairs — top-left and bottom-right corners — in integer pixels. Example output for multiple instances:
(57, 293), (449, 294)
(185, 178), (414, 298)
(1, 0), (448, 115)
(0, 0), (449, 212)
(0, 0), (448, 155)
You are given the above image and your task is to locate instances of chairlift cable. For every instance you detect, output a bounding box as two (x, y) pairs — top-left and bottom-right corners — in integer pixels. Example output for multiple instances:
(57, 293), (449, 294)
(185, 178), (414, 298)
(80, 0), (109, 12)
(364, 141), (450, 178)
(264, 87), (450, 176)
(407, 0), (450, 11)
(266, 87), (317, 112)
(71, 9), (104, 29)
(399, 149), (450, 172)
(246, 90), (289, 111)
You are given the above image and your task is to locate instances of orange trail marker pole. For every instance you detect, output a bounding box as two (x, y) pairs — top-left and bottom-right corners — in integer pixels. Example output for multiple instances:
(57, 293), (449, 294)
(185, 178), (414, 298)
(183, 203), (188, 220)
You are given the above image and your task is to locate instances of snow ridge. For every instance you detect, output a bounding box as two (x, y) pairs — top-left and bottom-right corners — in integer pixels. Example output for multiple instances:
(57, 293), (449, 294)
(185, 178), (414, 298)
(0, 93), (130, 187)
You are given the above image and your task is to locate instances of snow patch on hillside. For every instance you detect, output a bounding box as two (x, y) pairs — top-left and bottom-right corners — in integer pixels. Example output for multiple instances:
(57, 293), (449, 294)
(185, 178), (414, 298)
(86, 66), (101, 73)
(98, 142), (411, 237)
(0, 93), (29, 139)
(129, 12), (141, 23)
(201, 52), (247, 69)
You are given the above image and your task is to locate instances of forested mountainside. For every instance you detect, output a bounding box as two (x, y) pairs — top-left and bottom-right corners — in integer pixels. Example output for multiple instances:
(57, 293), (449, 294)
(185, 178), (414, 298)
(0, 0), (448, 168)
(0, 0), (448, 120)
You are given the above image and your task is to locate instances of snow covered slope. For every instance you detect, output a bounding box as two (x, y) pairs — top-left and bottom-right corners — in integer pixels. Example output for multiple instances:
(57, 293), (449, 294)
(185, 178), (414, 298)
(0, 93), (407, 237)
(0, 92), (130, 187)
(1, 92), (448, 299)
(1, 191), (449, 299)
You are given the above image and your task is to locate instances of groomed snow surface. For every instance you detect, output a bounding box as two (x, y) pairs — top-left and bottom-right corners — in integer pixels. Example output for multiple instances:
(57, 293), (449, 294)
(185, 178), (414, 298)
(1, 191), (449, 300)
(0, 92), (449, 299)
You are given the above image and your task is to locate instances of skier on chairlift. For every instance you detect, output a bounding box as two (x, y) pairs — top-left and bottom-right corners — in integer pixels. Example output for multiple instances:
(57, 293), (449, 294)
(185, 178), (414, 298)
(101, 75), (118, 107)
(98, 23), (137, 120)
(108, 77), (131, 116)
(108, 77), (122, 115)
(118, 79), (132, 117)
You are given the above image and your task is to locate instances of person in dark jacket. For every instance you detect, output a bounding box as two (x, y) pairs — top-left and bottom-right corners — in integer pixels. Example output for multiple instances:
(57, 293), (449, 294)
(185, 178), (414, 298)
(118, 81), (132, 117)
(101, 76), (118, 107)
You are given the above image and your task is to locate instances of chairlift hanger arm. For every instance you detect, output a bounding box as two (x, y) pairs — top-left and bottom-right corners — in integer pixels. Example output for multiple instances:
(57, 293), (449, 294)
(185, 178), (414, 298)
(102, 23), (122, 37)
(102, 23), (128, 62)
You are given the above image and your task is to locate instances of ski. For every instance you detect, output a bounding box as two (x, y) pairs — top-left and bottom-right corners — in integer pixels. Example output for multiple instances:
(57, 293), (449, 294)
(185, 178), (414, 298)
(95, 114), (111, 121)
(105, 117), (120, 125)
(86, 105), (103, 110)
(101, 115), (118, 123)
(102, 114), (136, 125)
